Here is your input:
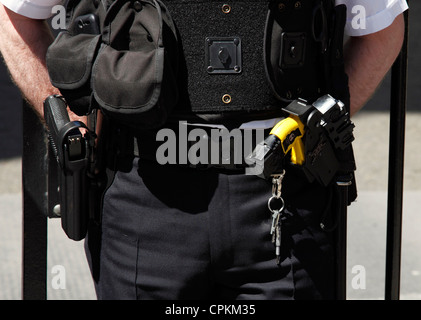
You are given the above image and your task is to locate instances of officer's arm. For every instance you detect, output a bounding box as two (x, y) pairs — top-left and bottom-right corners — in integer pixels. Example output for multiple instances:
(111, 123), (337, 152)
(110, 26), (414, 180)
(344, 13), (405, 116)
(0, 4), (84, 123)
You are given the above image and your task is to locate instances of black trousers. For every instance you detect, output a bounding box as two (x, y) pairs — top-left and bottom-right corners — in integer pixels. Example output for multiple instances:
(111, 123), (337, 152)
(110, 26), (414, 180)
(85, 157), (336, 300)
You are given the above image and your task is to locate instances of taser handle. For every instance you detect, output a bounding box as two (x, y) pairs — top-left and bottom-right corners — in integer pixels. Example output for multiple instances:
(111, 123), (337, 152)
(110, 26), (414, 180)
(269, 115), (305, 165)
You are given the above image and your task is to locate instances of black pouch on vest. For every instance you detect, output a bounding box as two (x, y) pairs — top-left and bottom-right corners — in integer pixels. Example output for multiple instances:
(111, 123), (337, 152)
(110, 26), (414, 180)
(46, 1), (104, 115)
(92, 0), (179, 130)
(264, 0), (333, 103)
(46, 0), (179, 130)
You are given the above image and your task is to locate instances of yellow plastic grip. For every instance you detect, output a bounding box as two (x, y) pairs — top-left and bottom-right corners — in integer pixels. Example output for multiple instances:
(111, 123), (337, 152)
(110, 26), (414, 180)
(269, 115), (305, 165)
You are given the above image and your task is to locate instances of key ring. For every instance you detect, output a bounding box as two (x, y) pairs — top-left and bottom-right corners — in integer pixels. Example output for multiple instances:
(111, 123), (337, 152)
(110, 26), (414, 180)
(271, 170), (285, 199)
(267, 195), (285, 214)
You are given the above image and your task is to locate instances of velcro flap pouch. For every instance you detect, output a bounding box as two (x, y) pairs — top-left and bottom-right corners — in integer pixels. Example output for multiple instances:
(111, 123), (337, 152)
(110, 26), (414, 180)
(46, 1), (104, 115)
(92, 0), (179, 130)
(264, 0), (330, 103)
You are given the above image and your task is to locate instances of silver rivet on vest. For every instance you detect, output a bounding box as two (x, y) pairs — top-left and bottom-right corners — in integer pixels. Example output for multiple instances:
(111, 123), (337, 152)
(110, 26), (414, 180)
(278, 3), (285, 12)
(53, 204), (61, 216)
(222, 4), (231, 14)
(294, 1), (302, 9)
(222, 94), (232, 104)
(133, 1), (143, 12)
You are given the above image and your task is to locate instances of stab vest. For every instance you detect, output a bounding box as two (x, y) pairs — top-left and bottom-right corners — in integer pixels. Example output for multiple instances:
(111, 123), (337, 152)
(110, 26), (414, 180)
(165, 0), (348, 114)
(46, 0), (349, 128)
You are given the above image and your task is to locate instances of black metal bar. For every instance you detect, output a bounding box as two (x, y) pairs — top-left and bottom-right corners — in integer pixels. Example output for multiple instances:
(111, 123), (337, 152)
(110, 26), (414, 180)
(20, 21), (63, 300)
(385, 7), (409, 301)
(335, 177), (351, 300)
(21, 100), (48, 300)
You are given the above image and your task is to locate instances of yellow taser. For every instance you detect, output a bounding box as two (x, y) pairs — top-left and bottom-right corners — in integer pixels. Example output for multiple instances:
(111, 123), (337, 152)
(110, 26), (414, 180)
(269, 115), (305, 165)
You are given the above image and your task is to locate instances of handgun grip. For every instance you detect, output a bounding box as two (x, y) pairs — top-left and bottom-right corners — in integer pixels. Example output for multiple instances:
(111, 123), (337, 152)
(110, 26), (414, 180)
(44, 95), (71, 139)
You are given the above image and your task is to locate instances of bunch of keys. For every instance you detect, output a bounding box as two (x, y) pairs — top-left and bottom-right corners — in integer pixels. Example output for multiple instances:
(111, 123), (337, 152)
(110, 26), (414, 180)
(267, 170), (285, 266)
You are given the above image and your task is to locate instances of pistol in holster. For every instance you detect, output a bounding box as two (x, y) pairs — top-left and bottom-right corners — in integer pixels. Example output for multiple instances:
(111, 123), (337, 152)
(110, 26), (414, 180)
(44, 94), (100, 241)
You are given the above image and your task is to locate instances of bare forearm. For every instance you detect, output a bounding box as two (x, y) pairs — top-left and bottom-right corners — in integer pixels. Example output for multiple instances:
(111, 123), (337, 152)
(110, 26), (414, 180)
(344, 14), (405, 116)
(0, 4), (59, 119)
(0, 4), (85, 124)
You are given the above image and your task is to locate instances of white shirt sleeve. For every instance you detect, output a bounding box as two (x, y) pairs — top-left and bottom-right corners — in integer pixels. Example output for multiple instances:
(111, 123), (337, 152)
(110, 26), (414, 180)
(0, 0), (65, 19)
(336, 0), (408, 36)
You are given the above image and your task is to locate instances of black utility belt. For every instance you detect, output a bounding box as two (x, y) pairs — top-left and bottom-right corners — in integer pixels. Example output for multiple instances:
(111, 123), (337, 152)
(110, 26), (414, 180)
(131, 124), (272, 171)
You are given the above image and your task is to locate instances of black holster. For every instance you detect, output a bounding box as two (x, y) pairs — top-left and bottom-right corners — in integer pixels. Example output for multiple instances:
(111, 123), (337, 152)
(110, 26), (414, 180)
(44, 95), (98, 241)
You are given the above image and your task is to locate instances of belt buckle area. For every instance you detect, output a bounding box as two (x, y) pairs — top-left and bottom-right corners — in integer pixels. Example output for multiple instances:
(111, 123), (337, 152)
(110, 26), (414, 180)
(194, 163), (247, 172)
(185, 137), (245, 171)
(184, 125), (260, 171)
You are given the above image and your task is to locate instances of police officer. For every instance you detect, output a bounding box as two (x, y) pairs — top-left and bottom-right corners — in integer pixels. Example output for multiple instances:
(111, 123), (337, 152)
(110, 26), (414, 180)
(0, 0), (408, 299)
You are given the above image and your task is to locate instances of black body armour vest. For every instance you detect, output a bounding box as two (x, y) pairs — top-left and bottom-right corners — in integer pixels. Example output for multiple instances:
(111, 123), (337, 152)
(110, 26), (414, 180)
(165, 0), (348, 124)
(46, 0), (349, 126)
